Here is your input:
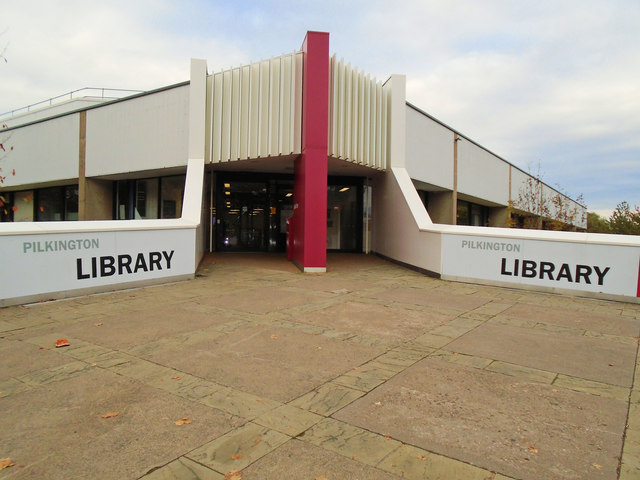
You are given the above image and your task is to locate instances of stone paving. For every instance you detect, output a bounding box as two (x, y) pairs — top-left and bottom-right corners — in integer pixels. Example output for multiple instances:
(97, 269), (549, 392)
(1, 253), (640, 479)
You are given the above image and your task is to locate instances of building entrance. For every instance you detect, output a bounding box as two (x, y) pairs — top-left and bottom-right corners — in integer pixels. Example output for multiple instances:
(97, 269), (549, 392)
(212, 173), (364, 253)
(214, 175), (293, 252)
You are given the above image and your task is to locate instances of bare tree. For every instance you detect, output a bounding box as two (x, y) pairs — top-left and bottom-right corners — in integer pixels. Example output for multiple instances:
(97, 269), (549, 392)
(511, 162), (585, 230)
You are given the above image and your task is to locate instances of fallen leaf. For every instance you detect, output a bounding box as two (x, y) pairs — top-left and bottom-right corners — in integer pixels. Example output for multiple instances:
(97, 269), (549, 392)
(314, 477), (330, 480)
(171, 376), (181, 381)
(384, 435), (392, 440)
(528, 446), (538, 454)
(231, 454), (243, 460)
(0, 458), (14, 471)
(552, 388), (559, 393)
(174, 417), (191, 426)
(593, 464), (603, 470)
(417, 455), (426, 461)
(224, 470), (242, 480)
(255, 398), (263, 402)
(38, 347), (49, 350)
(316, 346), (322, 350)
(254, 437), (262, 444)
(374, 401), (382, 406)
(93, 323), (103, 327)
(270, 334), (278, 340)
(55, 339), (70, 348)
(101, 412), (119, 419)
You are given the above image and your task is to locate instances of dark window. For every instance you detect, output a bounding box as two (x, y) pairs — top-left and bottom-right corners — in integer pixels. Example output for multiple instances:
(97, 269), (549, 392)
(114, 175), (185, 220)
(457, 200), (488, 226)
(1, 186), (77, 222)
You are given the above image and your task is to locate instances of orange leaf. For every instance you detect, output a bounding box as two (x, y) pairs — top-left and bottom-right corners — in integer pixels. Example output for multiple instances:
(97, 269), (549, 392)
(11, 205), (17, 212)
(528, 446), (538, 454)
(174, 417), (191, 426)
(270, 334), (278, 340)
(101, 412), (119, 419)
(55, 339), (70, 348)
(593, 464), (603, 470)
(417, 455), (426, 461)
(171, 376), (181, 381)
(314, 477), (329, 480)
(0, 458), (14, 471)
(224, 470), (242, 480)
(93, 323), (103, 327)
(231, 454), (243, 460)
(254, 437), (261, 444)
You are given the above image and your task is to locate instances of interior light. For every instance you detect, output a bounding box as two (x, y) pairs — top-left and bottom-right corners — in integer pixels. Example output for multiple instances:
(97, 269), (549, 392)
(285, 193), (293, 197)
(225, 191), (230, 195)
(339, 187), (350, 192)
(224, 183), (230, 188)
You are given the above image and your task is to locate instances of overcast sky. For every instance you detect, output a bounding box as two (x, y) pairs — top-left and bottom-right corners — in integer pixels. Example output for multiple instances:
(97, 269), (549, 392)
(1, 0), (638, 214)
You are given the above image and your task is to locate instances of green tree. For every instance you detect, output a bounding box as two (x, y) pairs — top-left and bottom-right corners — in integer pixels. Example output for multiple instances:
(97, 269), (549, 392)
(608, 202), (640, 235)
(587, 212), (611, 233)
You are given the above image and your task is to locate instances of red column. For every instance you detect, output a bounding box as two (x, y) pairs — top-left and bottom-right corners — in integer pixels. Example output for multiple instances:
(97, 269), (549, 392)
(292, 31), (329, 272)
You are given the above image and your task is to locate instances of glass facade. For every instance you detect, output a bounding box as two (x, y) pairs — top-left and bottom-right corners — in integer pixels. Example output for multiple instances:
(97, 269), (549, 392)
(326, 184), (360, 251)
(214, 173), (363, 253)
(114, 175), (185, 220)
(457, 199), (488, 226)
(215, 175), (293, 252)
(0, 186), (78, 222)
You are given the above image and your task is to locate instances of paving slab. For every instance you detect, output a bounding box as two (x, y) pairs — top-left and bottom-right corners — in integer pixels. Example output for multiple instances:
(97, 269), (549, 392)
(371, 286), (492, 312)
(496, 302), (640, 337)
(187, 422), (290, 474)
(11, 305), (227, 351)
(197, 287), (328, 314)
(446, 322), (636, 387)
(334, 357), (627, 480)
(0, 368), (242, 480)
(0, 337), (71, 377)
(141, 457), (222, 479)
(379, 444), (497, 480)
(241, 438), (400, 480)
(300, 418), (403, 466)
(146, 325), (382, 403)
(293, 300), (453, 342)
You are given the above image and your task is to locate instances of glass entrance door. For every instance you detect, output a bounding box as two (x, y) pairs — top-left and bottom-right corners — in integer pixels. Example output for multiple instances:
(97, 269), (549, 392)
(217, 181), (268, 251)
(215, 177), (294, 252)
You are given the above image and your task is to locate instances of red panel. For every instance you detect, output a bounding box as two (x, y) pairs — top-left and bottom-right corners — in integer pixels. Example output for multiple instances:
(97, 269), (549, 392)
(291, 31), (329, 270)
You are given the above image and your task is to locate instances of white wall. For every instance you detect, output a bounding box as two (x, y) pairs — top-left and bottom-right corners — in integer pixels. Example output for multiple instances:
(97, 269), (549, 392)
(442, 232), (639, 298)
(86, 85), (189, 177)
(373, 166), (639, 302)
(457, 138), (509, 205)
(372, 167), (441, 274)
(405, 106), (453, 189)
(1, 113), (80, 187)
